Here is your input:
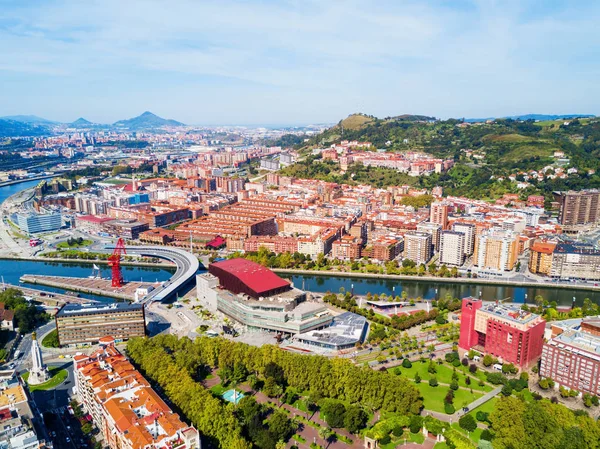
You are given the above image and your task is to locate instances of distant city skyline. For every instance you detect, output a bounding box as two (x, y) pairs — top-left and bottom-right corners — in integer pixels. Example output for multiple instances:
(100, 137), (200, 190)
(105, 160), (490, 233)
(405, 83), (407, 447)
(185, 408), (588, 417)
(1, 0), (599, 125)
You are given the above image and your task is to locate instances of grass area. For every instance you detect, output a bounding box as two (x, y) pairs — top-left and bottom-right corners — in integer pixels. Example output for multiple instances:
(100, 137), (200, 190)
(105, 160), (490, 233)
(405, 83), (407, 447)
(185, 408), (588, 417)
(498, 144), (556, 163)
(209, 384), (228, 396)
(101, 178), (131, 185)
(41, 329), (59, 348)
(291, 398), (308, 413)
(415, 383), (483, 413)
(483, 133), (535, 143)
(434, 443), (450, 449)
(466, 396), (497, 418)
(22, 368), (68, 391)
(57, 239), (92, 249)
(340, 114), (374, 130)
(292, 434), (306, 444)
(205, 374), (214, 380)
(390, 360), (492, 392)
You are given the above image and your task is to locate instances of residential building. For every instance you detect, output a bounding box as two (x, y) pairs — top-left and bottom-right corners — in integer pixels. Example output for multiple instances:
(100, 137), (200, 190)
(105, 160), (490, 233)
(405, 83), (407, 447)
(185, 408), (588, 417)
(404, 232), (432, 265)
(55, 303), (146, 346)
(554, 190), (600, 227)
(430, 201), (449, 229)
(331, 236), (362, 260)
(458, 297), (545, 368)
(417, 222), (442, 251)
(14, 212), (62, 233)
(528, 240), (557, 275)
(540, 318), (600, 396)
(474, 228), (518, 271)
(452, 222), (475, 256)
(74, 340), (200, 449)
(439, 231), (465, 266)
(550, 242), (600, 281)
(0, 370), (50, 449)
(0, 304), (14, 331)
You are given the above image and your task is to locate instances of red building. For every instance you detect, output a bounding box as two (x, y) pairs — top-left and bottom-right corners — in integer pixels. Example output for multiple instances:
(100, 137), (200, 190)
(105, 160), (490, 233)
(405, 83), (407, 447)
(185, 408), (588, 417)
(459, 297), (546, 368)
(209, 258), (291, 299)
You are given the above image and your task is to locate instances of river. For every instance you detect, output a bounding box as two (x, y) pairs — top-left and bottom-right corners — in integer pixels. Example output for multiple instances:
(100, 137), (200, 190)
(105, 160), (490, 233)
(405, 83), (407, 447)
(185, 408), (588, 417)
(1, 180), (599, 306)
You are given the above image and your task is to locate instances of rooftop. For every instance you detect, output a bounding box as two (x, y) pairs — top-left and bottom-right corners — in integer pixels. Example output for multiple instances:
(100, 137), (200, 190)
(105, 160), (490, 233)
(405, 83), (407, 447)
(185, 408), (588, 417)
(555, 242), (600, 256)
(295, 312), (367, 347)
(480, 302), (542, 326)
(56, 302), (143, 317)
(209, 258), (290, 297)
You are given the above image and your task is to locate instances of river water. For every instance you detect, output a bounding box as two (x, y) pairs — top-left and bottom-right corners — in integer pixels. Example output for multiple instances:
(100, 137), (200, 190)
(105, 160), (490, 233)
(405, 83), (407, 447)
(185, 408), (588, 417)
(1, 180), (599, 306)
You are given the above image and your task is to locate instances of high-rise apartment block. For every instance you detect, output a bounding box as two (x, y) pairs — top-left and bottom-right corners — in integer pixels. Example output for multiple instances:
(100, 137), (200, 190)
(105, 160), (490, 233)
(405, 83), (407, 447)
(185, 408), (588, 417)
(554, 190), (600, 227)
(404, 232), (433, 266)
(459, 298), (545, 368)
(474, 228), (518, 271)
(439, 231), (465, 266)
(417, 222), (442, 251)
(430, 202), (449, 229)
(452, 222), (475, 256)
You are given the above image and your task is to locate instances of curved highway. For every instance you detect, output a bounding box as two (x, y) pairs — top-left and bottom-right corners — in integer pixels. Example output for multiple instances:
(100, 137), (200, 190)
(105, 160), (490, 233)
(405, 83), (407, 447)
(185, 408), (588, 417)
(104, 245), (199, 303)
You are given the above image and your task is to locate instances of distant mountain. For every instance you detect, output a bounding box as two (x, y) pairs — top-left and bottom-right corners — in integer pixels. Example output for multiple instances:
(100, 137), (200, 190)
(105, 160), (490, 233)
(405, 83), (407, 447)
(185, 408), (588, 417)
(0, 119), (50, 137)
(70, 117), (95, 127)
(113, 111), (185, 129)
(1, 115), (58, 125)
(465, 114), (595, 123)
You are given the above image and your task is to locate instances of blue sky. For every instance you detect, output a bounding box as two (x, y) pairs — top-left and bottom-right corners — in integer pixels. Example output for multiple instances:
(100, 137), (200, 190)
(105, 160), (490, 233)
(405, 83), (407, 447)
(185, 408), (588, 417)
(0, 0), (599, 125)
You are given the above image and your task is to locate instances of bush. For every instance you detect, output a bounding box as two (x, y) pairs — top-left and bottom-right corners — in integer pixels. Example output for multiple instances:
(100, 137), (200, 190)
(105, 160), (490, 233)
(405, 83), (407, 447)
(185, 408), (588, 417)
(486, 372), (508, 385)
(414, 373), (421, 384)
(482, 354), (496, 367)
(475, 411), (489, 422)
(444, 403), (455, 414)
(461, 358), (469, 366)
(480, 429), (494, 441)
(429, 377), (438, 387)
(452, 359), (461, 367)
(409, 415), (423, 433)
(428, 361), (437, 374)
(465, 376), (471, 385)
(42, 329), (60, 348)
(393, 367), (402, 376)
(445, 352), (459, 363)
(469, 364), (477, 374)
(444, 390), (454, 405)
(538, 378), (550, 390)
(392, 425), (403, 437)
(450, 380), (459, 391)
(402, 358), (413, 369)
(458, 414), (477, 432)
(501, 384), (513, 396)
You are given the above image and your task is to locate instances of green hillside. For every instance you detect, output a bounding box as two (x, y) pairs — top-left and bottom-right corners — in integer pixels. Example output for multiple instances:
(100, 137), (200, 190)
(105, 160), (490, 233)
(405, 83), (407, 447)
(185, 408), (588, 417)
(278, 115), (600, 203)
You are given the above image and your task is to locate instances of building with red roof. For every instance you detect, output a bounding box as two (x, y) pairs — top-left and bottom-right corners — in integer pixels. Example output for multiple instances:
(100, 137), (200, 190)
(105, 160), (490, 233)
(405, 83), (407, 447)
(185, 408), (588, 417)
(209, 258), (291, 299)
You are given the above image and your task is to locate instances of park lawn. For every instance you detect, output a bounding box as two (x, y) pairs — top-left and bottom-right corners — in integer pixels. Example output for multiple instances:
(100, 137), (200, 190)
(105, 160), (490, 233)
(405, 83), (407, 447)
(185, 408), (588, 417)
(380, 432), (424, 449)
(433, 443), (450, 449)
(57, 239), (93, 249)
(291, 398), (308, 412)
(390, 360), (456, 384)
(209, 384), (228, 396)
(466, 396), (498, 420)
(22, 368), (68, 391)
(416, 383), (483, 413)
(458, 375), (492, 393)
(452, 363), (490, 384)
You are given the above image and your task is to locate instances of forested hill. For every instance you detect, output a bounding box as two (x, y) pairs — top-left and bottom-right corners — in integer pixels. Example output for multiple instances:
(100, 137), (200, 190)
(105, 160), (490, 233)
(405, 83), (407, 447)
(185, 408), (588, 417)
(277, 114), (600, 202)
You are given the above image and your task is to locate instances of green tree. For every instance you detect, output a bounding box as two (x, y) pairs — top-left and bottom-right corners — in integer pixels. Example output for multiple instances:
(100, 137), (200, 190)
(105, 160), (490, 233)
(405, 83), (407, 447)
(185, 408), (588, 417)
(459, 414), (477, 432)
(343, 405), (368, 433)
(321, 400), (346, 428)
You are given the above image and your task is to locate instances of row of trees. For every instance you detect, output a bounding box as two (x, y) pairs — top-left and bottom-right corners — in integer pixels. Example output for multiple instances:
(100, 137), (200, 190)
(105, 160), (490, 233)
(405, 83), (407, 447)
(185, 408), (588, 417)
(489, 396), (600, 449)
(127, 334), (423, 415)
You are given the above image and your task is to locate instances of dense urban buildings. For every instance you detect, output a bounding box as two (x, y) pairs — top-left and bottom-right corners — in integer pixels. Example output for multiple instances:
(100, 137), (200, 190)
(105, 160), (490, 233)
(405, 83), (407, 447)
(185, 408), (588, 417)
(459, 297), (545, 368)
(74, 339), (200, 449)
(528, 240), (557, 275)
(541, 318), (600, 396)
(55, 303), (146, 346)
(0, 370), (49, 448)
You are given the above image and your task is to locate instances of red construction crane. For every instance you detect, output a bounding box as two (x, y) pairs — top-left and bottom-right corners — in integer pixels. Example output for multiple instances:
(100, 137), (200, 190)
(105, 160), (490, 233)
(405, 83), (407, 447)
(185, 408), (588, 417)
(108, 238), (127, 288)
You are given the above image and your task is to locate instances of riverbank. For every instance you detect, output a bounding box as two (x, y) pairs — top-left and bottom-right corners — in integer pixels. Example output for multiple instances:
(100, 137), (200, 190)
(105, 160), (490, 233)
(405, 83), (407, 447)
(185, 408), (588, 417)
(273, 268), (600, 293)
(0, 255), (175, 269)
(0, 174), (59, 188)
